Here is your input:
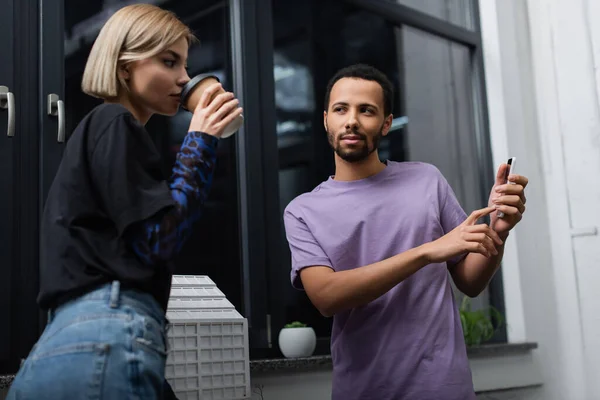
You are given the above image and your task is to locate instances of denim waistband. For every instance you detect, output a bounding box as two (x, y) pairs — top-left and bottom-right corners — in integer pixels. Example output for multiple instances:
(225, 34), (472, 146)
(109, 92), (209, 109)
(49, 281), (166, 327)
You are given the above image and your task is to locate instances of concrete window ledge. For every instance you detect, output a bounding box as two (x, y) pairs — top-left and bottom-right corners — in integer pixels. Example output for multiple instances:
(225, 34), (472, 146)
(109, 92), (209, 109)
(248, 342), (540, 375)
(248, 342), (541, 400)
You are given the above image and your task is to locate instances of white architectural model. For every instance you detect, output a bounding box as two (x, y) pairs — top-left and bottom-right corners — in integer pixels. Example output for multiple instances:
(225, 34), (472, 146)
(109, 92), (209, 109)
(165, 275), (250, 400)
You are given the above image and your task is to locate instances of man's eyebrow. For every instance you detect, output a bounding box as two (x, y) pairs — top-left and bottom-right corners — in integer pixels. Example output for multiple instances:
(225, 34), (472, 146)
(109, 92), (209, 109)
(359, 102), (379, 109)
(332, 101), (379, 109)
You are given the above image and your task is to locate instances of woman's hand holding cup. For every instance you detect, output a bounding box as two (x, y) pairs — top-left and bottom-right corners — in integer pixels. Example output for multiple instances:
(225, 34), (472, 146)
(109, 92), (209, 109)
(187, 81), (243, 138)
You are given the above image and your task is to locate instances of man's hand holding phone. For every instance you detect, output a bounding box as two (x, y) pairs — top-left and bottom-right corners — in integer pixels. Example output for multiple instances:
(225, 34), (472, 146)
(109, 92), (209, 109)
(488, 157), (529, 235)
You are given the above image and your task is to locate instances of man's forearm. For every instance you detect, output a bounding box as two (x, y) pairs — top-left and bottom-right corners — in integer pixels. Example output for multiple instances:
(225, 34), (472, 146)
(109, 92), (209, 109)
(450, 233), (508, 297)
(306, 245), (431, 317)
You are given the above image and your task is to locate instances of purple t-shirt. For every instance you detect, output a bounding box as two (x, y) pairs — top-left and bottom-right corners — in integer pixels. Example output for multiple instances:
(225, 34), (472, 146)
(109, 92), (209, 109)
(283, 161), (475, 400)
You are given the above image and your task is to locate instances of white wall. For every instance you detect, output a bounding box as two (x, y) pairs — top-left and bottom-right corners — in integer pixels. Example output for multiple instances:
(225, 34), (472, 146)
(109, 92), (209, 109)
(481, 0), (600, 399)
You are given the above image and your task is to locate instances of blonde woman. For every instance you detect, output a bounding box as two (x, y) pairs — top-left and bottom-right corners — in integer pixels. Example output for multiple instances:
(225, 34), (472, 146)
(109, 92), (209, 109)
(7, 4), (241, 399)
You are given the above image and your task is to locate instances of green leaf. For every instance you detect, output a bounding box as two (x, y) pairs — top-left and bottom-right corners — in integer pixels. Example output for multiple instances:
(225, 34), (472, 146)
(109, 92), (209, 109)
(458, 296), (504, 347)
(284, 321), (307, 328)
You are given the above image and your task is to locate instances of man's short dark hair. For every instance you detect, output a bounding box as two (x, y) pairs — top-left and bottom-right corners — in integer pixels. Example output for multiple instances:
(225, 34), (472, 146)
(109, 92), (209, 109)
(324, 64), (394, 116)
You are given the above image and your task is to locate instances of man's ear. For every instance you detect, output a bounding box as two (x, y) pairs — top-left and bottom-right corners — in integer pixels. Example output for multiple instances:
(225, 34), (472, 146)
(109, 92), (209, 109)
(381, 113), (394, 137)
(323, 111), (328, 132)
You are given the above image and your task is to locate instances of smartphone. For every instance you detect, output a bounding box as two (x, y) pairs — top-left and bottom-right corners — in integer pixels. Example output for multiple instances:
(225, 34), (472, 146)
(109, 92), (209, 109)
(497, 157), (516, 218)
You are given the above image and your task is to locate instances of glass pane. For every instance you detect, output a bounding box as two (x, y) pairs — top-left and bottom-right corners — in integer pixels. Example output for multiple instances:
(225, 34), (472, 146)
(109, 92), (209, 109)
(399, 25), (486, 308)
(63, 1), (242, 310)
(393, 0), (475, 30)
(274, 38), (316, 155)
(401, 26), (481, 214)
(271, 0), (489, 352)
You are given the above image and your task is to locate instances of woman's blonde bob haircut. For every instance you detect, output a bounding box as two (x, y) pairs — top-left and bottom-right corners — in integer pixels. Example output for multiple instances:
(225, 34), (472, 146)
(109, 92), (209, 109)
(82, 4), (196, 99)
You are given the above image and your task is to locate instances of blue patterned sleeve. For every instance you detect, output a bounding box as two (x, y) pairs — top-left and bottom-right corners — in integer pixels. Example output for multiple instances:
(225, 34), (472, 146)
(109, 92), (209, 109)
(126, 131), (219, 265)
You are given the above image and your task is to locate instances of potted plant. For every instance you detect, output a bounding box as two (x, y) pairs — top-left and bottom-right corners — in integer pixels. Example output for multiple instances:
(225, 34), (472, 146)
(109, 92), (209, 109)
(278, 321), (317, 358)
(459, 296), (504, 347)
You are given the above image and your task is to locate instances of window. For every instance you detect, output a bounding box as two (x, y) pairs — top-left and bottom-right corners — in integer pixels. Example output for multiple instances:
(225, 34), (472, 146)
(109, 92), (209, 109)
(63, 1), (243, 312)
(269, 0), (502, 357)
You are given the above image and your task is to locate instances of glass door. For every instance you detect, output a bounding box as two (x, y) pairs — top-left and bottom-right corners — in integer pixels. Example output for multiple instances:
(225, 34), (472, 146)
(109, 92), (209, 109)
(60, 0), (243, 317)
(0, 0), (16, 373)
(0, 0), (56, 374)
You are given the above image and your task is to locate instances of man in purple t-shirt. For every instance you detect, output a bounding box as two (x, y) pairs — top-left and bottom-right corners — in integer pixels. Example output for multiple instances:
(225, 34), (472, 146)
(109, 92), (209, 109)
(283, 64), (528, 400)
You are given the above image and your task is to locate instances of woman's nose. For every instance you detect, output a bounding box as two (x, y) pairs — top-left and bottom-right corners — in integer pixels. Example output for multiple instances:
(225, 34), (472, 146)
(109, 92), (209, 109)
(178, 71), (191, 87)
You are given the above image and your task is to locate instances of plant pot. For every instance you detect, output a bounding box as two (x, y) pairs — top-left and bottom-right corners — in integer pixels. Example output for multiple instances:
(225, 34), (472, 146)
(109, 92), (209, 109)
(278, 327), (317, 358)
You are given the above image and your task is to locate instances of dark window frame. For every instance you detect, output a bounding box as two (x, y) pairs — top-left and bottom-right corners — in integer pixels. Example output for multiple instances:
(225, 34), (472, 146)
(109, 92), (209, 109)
(229, 0), (283, 354)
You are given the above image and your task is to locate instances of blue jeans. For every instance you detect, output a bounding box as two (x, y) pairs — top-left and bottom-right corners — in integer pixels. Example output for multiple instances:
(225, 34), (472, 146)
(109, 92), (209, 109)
(7, 281), (169, 400)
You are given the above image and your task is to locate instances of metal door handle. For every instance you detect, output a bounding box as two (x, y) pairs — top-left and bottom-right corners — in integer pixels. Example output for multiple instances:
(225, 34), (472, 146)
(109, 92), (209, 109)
(0, 86), (15, 137)
(47, 93), (65, 143)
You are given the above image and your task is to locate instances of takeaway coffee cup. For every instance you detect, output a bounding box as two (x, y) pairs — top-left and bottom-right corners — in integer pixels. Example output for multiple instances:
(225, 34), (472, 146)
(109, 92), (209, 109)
(180, 74), (243, 139)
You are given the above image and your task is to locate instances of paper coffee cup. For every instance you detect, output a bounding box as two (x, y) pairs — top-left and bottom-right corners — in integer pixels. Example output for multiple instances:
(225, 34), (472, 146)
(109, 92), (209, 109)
(180, 74), (243, 138)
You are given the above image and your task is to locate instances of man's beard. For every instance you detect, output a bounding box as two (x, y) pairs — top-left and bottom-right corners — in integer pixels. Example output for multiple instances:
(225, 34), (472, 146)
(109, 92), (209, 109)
(327, 126), (383, 163)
